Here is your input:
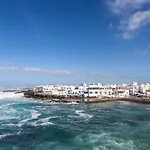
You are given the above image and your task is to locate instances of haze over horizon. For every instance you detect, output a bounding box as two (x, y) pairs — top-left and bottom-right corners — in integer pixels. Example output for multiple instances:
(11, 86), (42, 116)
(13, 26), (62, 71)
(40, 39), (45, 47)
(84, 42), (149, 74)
(0, 0), (150, 87)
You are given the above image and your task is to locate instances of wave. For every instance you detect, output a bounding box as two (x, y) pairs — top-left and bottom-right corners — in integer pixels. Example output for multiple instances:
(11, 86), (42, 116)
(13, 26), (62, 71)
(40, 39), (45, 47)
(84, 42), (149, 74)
(0, 133), (13, 139)
(18, 111), (41, 126)
(31, 121), (54, 126)
(0, 131), (22, 140)
(119, 101), (132, 105)
(0, 116), (19, 121)
(28, 117), (55, 127)
(64, 102), (79, 105)
(74, 133), (136, 150)
(2, 116), (55, 128)
(31, 111), (41, 119)
(75, 110), (93, 120)
(0, 92), (24, 100)
(18, 115), (56, 127)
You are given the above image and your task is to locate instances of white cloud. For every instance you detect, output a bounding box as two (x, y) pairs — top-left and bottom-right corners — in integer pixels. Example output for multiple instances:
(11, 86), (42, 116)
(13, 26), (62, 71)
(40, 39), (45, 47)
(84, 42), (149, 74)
(0, 66), (71, 76)
(107, 0), (150, 14)
(120, 10), (150, 31)
(122, 32), (134, 39)
(106, 0), (150, 39)
(0, 65), (145, 80)
(133, 45), (150, 55)
(108, 23), (113, 30)
(0, 66), (130, 78)
(133, 49), (149, 55)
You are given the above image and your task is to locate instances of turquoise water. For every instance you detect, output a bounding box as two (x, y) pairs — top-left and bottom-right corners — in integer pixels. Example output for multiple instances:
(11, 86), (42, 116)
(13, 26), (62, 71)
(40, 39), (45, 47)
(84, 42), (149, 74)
(0, 97), (150, 150)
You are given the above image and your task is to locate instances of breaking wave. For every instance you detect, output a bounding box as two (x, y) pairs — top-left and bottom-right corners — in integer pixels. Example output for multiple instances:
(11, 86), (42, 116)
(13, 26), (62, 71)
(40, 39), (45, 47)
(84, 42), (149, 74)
(0, 92), (24, 99)
(75, 110), (93, 120)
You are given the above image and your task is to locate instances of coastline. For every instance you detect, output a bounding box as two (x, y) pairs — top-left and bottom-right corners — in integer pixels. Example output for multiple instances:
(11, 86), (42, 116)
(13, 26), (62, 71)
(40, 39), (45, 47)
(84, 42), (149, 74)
(24, 92), (150, 105)
(86, 98), (150, 105)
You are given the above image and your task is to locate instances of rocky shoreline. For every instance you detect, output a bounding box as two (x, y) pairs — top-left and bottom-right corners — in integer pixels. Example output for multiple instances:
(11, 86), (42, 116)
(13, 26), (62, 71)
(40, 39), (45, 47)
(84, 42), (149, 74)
(24, 91), (150, 105)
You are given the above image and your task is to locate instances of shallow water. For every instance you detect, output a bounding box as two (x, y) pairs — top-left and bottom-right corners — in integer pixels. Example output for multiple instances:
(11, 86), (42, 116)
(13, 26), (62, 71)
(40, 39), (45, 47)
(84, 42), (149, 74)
(0, 94), (150, 150)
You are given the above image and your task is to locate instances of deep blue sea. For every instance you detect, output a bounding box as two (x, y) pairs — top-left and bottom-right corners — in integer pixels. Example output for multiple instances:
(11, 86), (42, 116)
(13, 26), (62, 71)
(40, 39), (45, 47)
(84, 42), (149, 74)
(0, 93), (150, 150)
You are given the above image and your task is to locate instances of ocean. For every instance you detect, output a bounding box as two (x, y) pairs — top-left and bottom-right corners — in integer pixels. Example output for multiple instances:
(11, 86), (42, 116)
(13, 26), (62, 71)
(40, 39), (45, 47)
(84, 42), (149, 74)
(0, 92), (150, 150)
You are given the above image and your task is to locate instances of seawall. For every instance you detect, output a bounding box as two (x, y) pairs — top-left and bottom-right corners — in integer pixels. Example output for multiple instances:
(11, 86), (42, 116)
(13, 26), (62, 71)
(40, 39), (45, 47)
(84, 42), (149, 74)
(24, 91), (150, 105)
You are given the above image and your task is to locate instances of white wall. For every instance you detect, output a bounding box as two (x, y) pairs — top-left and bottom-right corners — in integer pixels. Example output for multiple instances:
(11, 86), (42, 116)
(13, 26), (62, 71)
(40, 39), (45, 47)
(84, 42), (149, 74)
(88, 89), (113, 98)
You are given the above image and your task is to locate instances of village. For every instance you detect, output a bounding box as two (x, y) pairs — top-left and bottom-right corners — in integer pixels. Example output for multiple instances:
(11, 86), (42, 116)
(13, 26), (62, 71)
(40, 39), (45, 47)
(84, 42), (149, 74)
(31, 82), (150, 99)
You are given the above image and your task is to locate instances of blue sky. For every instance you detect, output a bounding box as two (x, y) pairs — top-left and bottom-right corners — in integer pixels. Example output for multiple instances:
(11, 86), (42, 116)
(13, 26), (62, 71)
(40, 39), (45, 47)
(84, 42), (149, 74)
(0, 0), (150, 87)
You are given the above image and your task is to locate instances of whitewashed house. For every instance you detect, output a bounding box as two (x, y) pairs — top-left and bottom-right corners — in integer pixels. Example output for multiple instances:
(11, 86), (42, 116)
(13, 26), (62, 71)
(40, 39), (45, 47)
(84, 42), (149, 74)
(70, 86), (83, 95)
(110, 84), (117, 89)
(88, 87), (113, 98)
(146, 91), (150, 97)
(88, 82), (102, 88)
(139, 84), (150, 95)
(34, 85), (52, 93)
(132, 82), (138, 86)
(113, 89), (130, 98)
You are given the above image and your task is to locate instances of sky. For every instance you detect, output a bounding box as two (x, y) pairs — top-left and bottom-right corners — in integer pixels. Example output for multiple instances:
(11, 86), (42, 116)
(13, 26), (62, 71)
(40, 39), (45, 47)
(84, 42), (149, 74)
(0, 0), (150, 87)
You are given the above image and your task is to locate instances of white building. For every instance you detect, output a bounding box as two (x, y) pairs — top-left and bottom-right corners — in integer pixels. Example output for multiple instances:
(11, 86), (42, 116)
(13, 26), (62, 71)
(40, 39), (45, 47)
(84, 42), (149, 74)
(139, 84), (150, 94)
(88, 87), (113, 98)
(88, 82), (102, 88)
(114, 89), (130, 98)
(35, 85), (53, 93)
(110, 84), (117, 89)
(34, 85), (61, 94)
(132, 82), (138, 86)
(146, 91), (150, 97)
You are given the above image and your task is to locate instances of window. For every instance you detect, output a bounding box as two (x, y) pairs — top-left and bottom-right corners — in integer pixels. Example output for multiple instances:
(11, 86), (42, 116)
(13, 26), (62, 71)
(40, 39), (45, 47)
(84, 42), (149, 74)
(105, 92), (107, 94)
(90, 92), (93, 94)
(95, 92), (98, 94)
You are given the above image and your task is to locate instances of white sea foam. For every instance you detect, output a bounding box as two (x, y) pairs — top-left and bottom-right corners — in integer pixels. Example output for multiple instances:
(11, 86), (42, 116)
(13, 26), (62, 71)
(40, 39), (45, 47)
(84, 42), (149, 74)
(39, 116), (58, 122)
(13, 118), (32, 127)
(37, 121), (54, 126)
(31, 111), (41, 119)
(0, 92), (24, 100)
(18, 111), (41, 126)
(75, 110), (85, 114)
(70, 102), (79, 104)
(16, 110), (57, 128)
(19, 115), (55, 127)
(0, 133), (12, 139)
(119, 101), (132, 105)
(0, 116), (18, 121)
(75, 110), (93, 120)
(75, 133), (136, 150)
(20, 118), (32, 123)
(5, 123), (19, 127)
(0, 131), (22, 140)
(63, 102), (79, 105)
(29, 117), (54, 127)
